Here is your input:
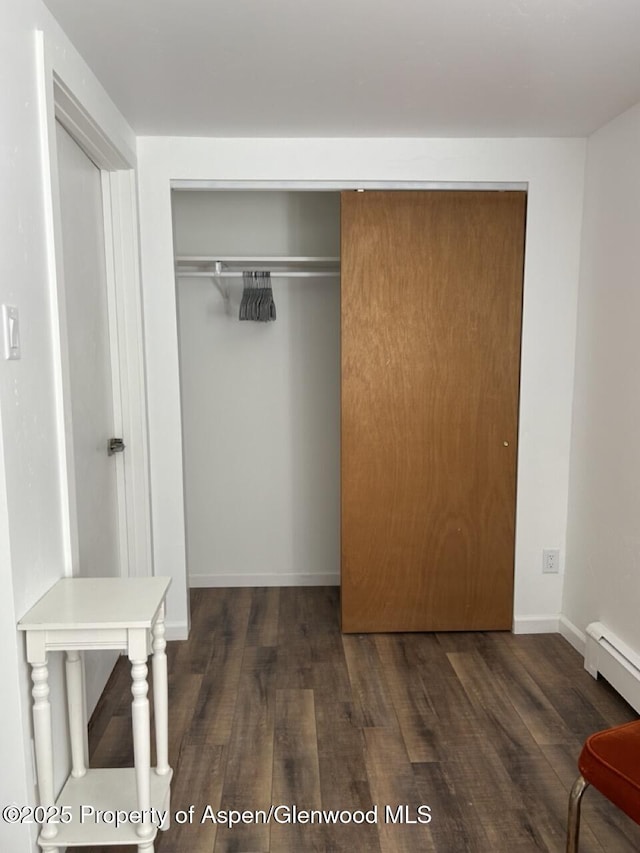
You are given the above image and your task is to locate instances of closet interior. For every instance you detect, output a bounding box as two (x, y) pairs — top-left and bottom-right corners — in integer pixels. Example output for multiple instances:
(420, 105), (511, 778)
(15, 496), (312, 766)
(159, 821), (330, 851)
(173, 190), (341, 589)
(173, 188), (525, 632)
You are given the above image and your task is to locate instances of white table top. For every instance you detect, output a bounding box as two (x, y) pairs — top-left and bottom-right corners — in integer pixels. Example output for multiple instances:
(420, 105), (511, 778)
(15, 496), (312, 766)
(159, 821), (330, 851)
(18, 577), (172, 631)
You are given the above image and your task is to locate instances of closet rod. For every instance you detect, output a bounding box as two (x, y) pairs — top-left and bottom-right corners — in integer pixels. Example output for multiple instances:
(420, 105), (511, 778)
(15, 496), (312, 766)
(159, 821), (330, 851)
(175, 255), (340, 278)
(177, 271), (340, 279)
(175, 255), (340, 264)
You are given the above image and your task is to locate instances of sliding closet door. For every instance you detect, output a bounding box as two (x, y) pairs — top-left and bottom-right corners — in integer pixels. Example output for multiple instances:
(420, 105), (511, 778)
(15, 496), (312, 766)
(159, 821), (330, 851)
(341, 190), (526, 632)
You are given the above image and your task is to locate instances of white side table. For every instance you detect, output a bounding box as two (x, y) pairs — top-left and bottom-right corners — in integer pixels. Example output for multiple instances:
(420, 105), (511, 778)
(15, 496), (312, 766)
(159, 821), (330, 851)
(18, 577), (173, 852)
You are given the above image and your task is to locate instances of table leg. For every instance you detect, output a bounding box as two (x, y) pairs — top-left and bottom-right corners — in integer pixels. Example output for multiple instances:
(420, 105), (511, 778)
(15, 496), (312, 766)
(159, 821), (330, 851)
(152, 605), (170, 776)
(65, 650), (86, 778)
(81, 652), (89, 768)
(130, 657), (154, 845)
(31, 659), (58, 843)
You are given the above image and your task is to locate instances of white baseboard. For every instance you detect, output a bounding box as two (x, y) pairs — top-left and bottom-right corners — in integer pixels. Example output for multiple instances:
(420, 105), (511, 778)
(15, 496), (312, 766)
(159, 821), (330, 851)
(512, 615), (560, 634)
(558, 615), (586, 655)
(188, 572), (340, 588)
(164, 620), (189, 641)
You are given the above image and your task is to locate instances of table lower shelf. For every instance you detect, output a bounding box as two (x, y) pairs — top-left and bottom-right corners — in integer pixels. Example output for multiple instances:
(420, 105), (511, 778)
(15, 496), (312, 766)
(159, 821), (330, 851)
(38, 766), (173, 849)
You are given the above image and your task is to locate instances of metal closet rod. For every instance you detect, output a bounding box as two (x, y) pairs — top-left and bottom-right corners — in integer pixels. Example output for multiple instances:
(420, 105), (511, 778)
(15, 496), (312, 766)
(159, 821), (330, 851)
(175, 255), (341, 279)
(178, 270), (340, 279)
(175, 255), (339, 262)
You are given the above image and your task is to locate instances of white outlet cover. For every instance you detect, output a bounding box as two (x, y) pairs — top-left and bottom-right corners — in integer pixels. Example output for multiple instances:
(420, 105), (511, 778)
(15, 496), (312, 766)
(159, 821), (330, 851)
(542, 548), (560, 574)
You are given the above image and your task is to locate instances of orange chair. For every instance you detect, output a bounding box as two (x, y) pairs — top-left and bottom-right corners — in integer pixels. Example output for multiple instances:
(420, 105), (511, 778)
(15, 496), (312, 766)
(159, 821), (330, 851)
(567, 719), (640, 852)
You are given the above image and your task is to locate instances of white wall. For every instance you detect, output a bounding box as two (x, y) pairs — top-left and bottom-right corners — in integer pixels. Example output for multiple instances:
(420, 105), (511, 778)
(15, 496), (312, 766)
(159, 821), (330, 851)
(0, 3), (136, 849)
(137, 137), (586, 636)
(174, 191), (340, 586)
(563, 102), (640, 652)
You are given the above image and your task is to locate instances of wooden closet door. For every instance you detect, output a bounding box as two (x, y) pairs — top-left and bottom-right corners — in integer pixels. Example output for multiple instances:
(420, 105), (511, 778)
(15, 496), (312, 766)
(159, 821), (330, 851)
(341, 190), (526, 632)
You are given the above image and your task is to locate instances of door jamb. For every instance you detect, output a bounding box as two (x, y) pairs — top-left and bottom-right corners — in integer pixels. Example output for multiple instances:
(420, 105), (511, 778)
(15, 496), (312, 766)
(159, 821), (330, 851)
(36, 32), (152, 580)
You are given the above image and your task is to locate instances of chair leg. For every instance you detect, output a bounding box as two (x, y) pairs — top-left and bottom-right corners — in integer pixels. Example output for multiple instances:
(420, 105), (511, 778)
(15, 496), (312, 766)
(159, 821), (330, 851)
(566, 775), (589, 853)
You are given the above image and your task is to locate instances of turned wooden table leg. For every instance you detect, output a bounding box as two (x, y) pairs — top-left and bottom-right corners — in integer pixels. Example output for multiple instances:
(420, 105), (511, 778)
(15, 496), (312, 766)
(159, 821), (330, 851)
(130, 655), (154, 850)
(31, 658), (59, 846)
(152, 604), (170, 777)
(65, 650), (87, 778)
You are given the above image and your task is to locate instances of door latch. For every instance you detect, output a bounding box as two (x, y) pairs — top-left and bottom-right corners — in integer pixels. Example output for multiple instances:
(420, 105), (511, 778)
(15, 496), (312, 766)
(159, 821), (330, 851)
(107, 437), (125, 456)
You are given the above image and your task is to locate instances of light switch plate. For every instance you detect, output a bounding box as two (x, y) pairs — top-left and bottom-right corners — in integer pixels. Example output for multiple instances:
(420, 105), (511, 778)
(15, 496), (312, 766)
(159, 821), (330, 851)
(2, 304), (20, 360)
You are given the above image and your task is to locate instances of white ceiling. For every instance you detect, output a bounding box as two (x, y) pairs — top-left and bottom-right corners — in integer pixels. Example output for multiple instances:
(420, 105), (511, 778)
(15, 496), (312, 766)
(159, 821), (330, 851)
(44, 0), (640, 138)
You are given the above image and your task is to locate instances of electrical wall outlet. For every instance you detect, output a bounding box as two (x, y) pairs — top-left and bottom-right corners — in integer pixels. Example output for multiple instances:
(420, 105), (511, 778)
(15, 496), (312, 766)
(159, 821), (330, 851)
(542, 548), (560, 574)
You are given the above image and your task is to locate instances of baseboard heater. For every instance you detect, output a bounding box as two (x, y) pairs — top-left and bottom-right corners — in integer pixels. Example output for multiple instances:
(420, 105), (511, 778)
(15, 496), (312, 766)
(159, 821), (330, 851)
(585, 622), (640, 714)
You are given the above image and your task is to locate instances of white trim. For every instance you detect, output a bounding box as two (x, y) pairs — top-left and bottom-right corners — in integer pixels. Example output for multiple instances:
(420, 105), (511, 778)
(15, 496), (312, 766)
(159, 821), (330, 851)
(37, 31), (79, 577)
(101, 171), (129, 576)
(188, 573), (340, 588)
(512, 615), (560, 634)
(171, 179), (528, 191)
(53, 73), (129, 171)
(106, 171), (153, 578)
(558, 614), (586, 655)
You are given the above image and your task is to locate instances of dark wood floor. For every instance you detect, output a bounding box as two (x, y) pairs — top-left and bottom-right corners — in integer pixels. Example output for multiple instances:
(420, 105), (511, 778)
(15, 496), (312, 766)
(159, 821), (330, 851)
(82, 587), (640, 853)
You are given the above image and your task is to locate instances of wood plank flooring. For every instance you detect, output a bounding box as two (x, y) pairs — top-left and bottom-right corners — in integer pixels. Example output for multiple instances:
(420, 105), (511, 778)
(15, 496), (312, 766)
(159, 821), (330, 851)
(80, 587), (640, 853)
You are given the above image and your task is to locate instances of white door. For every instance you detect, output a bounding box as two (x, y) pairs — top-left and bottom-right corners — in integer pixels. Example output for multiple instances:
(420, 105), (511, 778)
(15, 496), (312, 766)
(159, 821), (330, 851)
(56, 121), (121, 706)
